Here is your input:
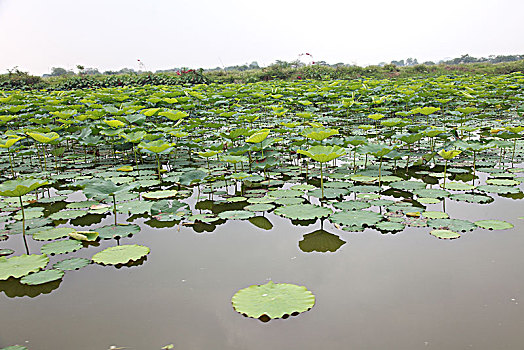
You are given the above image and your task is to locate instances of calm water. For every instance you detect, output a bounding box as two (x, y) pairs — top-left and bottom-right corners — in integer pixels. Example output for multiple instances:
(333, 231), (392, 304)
(2, 195), (524, 350)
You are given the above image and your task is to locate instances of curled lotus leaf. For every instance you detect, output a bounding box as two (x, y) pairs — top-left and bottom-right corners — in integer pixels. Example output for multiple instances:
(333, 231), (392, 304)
(274, 204), (332, 220)
(0, 254), (49, 280)
(92, 244), (150, 265)
(475, 220), (514, 230)
(20, 269), (64, 285)
(0, 178), (48, 197)
(232, 281), (315, 319)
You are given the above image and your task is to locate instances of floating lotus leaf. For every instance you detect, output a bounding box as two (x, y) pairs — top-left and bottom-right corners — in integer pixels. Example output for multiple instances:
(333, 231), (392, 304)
(92, 244), (150, 265)
(350, 185), (382, 193)
(422, 211), (449, 219)
(53, 257), (91, 271)
(248, 216), (273, 230)
(143, 190), (178, 199)
(333, 200), (371, 211)
(232, 281), (315, 319)
(33, 227), (76, 241)
(442, 182), (475, 191)
(48, 210), (88, 221)
(66, 200), (99, 209)
(0, 345), (28, 350)
(268, 189), (303, 198)
(217, 210), (255, 220)
(323, 181), (352, 189)
(427, 218), (476, 232)
(226, 196), (248, 203)
(298, 229), (346, 253)
(418, 197), (441, 204)
(247, 196), (274, 204)
(430, 229), (461, 240)
(41, 239), (82, 255)
(245, 203), (275, 212)
(389, 181), (427, 191)
(477, 185), (520, 194)
(309, 188), (349, 199)
(20, 269), (64, 285)
(274, 197), (304, 205)
(0, 249), (14, 257)
(329, 210), (382, 228)
(117, 200), (153, 215)
(375, 221), (405, 233)
(413, 188), (450, 199)
(274, 204), (332, 220)
(13, 207), (44, 220)
(290, 184), (316, 191)
(485, 179), (520, 186)
(356, 193), (381, 200)
(449, 193), (494, 204)
(474, 220), (514, 230)
(0, 254), (49, 280)
(97, 224), (141, 239)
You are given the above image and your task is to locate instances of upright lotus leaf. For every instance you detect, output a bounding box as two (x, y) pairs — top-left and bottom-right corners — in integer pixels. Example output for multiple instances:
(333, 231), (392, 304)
(26, 131), (59, 144)
(232, 281), (315, 319)
(92, 244), (150, 265)
(158, 110), (188, 121)
(138, 139), (173, 179)
(83, 180), (133, 225)
(0, 254), (49, 280)
(367, 113), (385, 121)
(302, 127), (339, 142)
(0, 178), (48, 197)
(299, 229), (346, 253)
(438, 149), (461, 189)
(358, 143), (395, 185)
(245, 129), (270, 144)
(179, 170), (207, 186)
(104, 119), (125, 128)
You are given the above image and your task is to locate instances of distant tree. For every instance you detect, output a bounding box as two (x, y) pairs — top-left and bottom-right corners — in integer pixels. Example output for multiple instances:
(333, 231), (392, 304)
(248, 61), (260, 69)
(405, 58), (419, 66)
(50, 67), (74, 76)
(391, 60), (405, 67)
(76, 65), (85, 76)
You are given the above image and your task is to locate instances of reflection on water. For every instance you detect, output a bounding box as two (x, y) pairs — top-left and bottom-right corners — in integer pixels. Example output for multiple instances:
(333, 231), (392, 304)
(299, 229), (346, 253)
(0, 277), (61, 298)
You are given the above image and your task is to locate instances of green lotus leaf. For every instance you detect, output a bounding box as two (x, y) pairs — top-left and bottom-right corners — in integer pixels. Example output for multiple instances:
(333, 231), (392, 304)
(97, 224), (141, 239)
(68, 231), (98, 241)
(83, 180), (133, 198)
(92, 244), (150, 265)
(225, 196), (248, 203)
(217, 210), (255, 220)
(0, 178), (48, 197)
(417, 197), (441, 204)
(274, 197), (304, 205)
(430, 229), (461, 240)
(0, 254), (49, 280)
(476, 185), (520, 194)
(117, 200), (153, 215)
(53, 257), (91, 271)
(232, 280), (315, 319)
(248, 216), (273, 230)
(138, 139), (173, 154)
(449, 193), (494, 204)
(274, 204), (332, 220)
(309, 188), (349, 199)
(485, 179), (520, 186)
(413, 188), (450, 199)
(333, 200), (371, 211)
(297, 145), (346, 163)
(41, 239), (82, 255)
(245, 129), (270, 143)
(20, 269), (64, 285)
(13, 207), (44, 220)
(375, 221), (405, 233)
(0, 345), (28, 350)
(26, 131), (60, 144)
(438, 149), (461, 160)
(475, 220), (514, 230)
(48, 209), (88, 221)
(358, 143), (395, 158)
(33, 227), (76, 241)
(268, 189), (304, 198)
(441, 182), (475, 191)
(298, 229), (346, 253)
(150, 200), (187, 215)
(143, 190), (178, 200)
(422, 211), (449, 219)
(66, 200), (99, 209)
(356, 193), (381, 200)
(389, 181), (427, 191)
(329, 210), (382, 228)
(245, 203), (275, 212)
(0, 136), (24, 148)
(0, 249), (14, 257)
(290, 184), (316, 191)
(303, 128), (339, 141)
(179, 170), (207, 186)
(350, 185), (382, 193)
(427, 218), (476, 232)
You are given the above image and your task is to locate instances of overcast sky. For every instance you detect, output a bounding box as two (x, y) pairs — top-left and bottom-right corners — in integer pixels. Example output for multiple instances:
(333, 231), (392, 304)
(0, 0), (523, 75)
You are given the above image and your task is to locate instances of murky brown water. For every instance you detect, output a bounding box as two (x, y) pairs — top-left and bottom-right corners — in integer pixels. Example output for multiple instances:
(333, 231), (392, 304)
(2, 195), (524, 350)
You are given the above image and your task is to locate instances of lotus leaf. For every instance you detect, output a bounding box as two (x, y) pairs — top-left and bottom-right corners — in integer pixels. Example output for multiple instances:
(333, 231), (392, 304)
(0, 254), (49, 280)
(430, 229), (461, 239)
(427, 218), (476, 232)
(97, 224), (141, 239)
(442, 182), (475, 191)
(297, 145), (346, 163)
(92, 244), (150, 265)
(33, 227), (76, 241)
(298, 230), (346, 253)
(274, 204), (332, 220)
(143, 190), (178, 199)
(217, 210), (255, 220)
(20, 269), (64, 285)
(333, 200), (371, 211)
(475, 220), (514, 230)
(0, 178), (48, 197)
(41, 239), (83, 255)
(477, 185), (520, 194)
(375, 221), (405, 233)
(53, 257), (91, 271)
(48, 210), (88, 221)
(329, 210), (382, 228)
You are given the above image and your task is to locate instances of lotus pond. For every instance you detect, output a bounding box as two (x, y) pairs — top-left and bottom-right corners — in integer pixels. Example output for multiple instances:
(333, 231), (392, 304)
(1, 73), (524, 349)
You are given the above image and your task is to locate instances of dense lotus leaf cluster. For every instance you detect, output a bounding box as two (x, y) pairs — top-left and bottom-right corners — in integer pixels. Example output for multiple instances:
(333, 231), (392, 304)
(0, 73), (523, 299)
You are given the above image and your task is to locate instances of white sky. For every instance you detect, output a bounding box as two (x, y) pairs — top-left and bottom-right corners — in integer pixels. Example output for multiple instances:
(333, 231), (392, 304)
(0, 0), (523, 75)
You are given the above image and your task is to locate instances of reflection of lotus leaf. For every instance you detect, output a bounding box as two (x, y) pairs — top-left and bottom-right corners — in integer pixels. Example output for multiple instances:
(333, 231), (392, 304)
(92, 244), (150, 265)
(330, 210), (382, 228)
(299, 229), (346, 253)
(20, 269), (64, 285)
(248, 216), (273, 230)
(232, 280), (315, 319)
(0, 276), (61, 298)
(475, 220), (514, 230)
(0, 254), (49, 280)
(274, 204), (332, 220)
(430, 229), (461, 239)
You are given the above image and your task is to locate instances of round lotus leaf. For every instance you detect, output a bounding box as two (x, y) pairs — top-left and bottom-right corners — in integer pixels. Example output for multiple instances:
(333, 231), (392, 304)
(476, 185), (520, 194)
(275, 197), (304, 205)
(92, 244), (150, 265)
(449, 193), (494, 204)
(323, 181), (352, 189)
(187, 213), (219, 223)
(66, 200), (99, 209)
(53, 257), (91, 271)
(350, 185), (382, 193)
(418, 197), (441, 204)
(350, 175), (377, 183)
(48, 210), (88, 221)
(485, 179), (520, 186)
(333, 200), (371, 211)
(13, 207), (44, 220)
(375, 221), (405, 233)
(299, 229), (346, 253)
(413, 188), (450, 199)
(371, 199), (395, 207)
(20, 269), (64, 285)
(247, 197), (274, 204)
(0, 249), (14, 257)
(143, 190), (178, 199)
(430, 229), (461, 240)
(329, 210), (382, 228)
(442, 182), (475, 191)
(0, 254), (49, 280)
(0, 345), (28, 350)
(427, 218), (476, 232)
(475, 220), (514, 230)
(41, 239), (83, 255)
(274, 204), (332, 220)
(232, 280), (315, 319)
(217, 210), (255, 220)
(422, 211), (449, 219)
(97, 224), (141, 239)
(37, 195), (68, 204)
(117, 200), (153, 215)
(309, 188), (349, 199)
(268, 189), (304, 198)
(389, 181), (427, 191)
(356, 193), (381, 200)
(226, 196), (247, 203)
(32, 227), (76, 241)
(290, 184), (316, 191)
(245, 203), (275, 212)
